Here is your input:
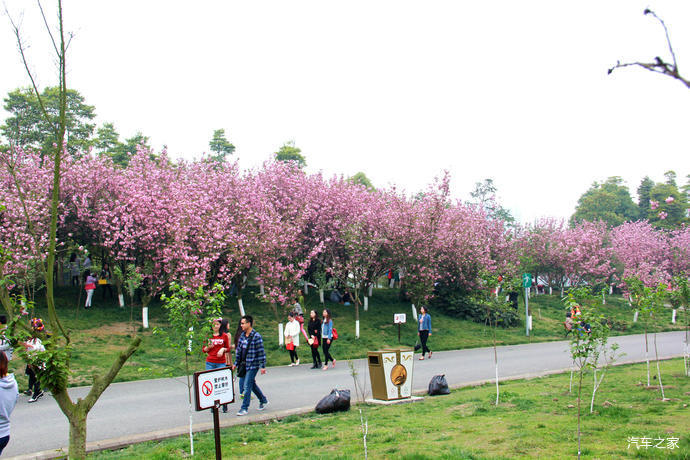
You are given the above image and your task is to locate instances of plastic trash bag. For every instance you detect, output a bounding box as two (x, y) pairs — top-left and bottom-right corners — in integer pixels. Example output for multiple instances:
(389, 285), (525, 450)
(428, 374), (450, 396)
(315, 389), (351, 414)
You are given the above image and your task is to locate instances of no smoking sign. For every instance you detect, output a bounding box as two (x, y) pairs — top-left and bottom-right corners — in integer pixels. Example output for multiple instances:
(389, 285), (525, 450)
(194, 367), (235, 411)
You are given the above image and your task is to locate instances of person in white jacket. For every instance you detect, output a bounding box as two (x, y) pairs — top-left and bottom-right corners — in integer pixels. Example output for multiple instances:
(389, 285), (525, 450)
(284, 312), (300, 366)
(0, 351), (18, 455)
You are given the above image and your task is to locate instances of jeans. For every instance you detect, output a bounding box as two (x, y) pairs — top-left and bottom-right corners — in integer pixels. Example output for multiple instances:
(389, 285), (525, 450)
(205, 361), (227, 370)
(239, 367), (267, 411)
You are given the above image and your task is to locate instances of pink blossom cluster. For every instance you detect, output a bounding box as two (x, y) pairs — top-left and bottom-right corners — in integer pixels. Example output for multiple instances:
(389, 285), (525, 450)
(1, 146), (688, 306)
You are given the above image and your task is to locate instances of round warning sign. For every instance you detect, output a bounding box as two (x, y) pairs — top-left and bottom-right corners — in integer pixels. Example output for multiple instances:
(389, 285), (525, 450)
(202, 380), (213, 396)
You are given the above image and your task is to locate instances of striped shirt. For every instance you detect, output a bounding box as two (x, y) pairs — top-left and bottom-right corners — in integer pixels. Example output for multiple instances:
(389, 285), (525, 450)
(234, 329), (266, 370)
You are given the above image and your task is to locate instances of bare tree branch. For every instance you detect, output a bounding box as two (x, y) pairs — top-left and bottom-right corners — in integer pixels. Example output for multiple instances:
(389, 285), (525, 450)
(608, 9), (690, 89)
(37, 0), (60, 57)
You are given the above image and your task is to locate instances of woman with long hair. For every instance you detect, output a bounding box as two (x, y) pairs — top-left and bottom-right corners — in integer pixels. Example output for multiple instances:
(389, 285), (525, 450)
(284, 312), (300, 366)
(307, 310), (322, 369)
(417, 306), (432, 360)
(0, 351), (18, 455)
(321, 309), (336, 370)
(202, 318), (231, 412)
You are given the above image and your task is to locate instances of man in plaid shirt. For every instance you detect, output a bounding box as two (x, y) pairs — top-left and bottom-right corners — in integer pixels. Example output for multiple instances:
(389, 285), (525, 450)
(232, 315), (269, 415)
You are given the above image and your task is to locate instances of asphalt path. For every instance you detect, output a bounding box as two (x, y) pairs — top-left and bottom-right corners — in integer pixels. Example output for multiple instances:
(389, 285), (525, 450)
(5, 331), (688, 458)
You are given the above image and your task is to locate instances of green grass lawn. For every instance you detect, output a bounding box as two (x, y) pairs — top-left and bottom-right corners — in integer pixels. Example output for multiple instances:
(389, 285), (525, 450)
(9, 285), (687, 390)
(91, 359), (690, 459)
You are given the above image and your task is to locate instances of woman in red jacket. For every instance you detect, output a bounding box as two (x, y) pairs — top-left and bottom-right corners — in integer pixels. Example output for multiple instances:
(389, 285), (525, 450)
(202, 318), (231, 412)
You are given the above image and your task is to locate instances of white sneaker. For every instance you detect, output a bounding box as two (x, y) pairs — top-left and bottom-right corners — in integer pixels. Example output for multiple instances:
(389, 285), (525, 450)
(237, 409), (248, 416)
(295, 359), (300, 366)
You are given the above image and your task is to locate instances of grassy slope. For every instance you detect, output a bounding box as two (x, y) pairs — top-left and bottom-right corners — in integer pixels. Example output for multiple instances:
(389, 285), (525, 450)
(11, 285), (686, 389)
(92, 359), (690, 459)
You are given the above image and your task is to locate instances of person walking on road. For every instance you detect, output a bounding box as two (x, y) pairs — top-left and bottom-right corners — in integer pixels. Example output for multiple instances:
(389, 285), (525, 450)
(0, 351), (18, 455)
(321, 309), (336, 370)
(23, 319), (46, 403)
(233, 315), (268, 416)
(284, 312), (300, 366)
(418, 306), (432, 360)
(202, 318), (231, 412)
(307, 310), (322, 369)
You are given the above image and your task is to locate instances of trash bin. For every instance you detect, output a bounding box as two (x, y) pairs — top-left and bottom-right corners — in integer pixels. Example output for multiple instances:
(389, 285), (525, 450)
(367, 347), (414, 401)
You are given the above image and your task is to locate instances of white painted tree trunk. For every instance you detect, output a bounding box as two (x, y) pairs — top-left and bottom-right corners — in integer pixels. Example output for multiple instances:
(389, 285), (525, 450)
(259, 284), (264, 296)
(633, 311), (638, 322)
(142, 307), (149, 329)
(411, 304), (417, 321)
(645, 331), (650, 386)
(368, 284), (373, 297)
(187, 326), (193, 352)
(356, 320), (360, 339)
(389, 279), (394, 288)
(238, 298), (245, 316)
(549, 286), (553, 295)
(528, 315), (533, 330)
(560, 287), (564, 297)
(672, 309), (676, 324)
(505, 295), (510, 302)
(363, 296), (368, 312)
(590, 369), (598, 413)
(602, 291), (606, 305)
(609, 284), (613, 295)
(495, 285), (500, 299)
(304, 284), (309, 295)
(278, 323), (284, 346)
(118, 294), (125, 308)
(319, 289), (324, 304)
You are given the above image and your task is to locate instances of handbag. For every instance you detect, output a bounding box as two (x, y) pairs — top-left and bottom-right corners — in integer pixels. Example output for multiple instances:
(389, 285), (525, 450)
(98, 279), (108, 285)
(332, 327), (338, 340)
(236, 362), (247, 378)
(85, 283), (96, 290)
(286, 341), (295, 351)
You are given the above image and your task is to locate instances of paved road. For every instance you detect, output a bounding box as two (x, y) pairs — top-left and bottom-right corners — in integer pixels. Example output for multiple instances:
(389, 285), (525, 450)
(5, 331), (688, 458)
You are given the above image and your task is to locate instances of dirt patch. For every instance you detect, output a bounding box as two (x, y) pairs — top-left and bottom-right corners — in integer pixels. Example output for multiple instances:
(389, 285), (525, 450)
(80, 322), (143, 337)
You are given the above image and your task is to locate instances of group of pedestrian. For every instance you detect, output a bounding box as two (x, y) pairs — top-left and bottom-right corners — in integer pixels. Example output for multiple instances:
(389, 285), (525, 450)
(202, 315), (269, 416)
(284, 309), (337, 370)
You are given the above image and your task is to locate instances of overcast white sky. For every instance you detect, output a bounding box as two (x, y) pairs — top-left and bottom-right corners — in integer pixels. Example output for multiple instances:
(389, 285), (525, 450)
(1, 1), (688, 222)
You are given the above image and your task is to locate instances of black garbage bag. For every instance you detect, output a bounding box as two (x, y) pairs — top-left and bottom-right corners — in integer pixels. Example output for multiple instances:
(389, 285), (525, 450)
(428, 374), (450, 396)
(315, 389), (351, 414)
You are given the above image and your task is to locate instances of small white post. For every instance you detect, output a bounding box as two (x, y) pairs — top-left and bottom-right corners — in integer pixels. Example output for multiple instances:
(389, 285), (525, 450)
(238, 298), (245, 316)
(355, 320), (360, 339)
(319, 289), (324, 304)
(672, 309), (677, 324)
(363, 296), (369, 312)
(118, 294), (125, 308)
(142, 307), (149, 329)
(278, 323), (284, 346)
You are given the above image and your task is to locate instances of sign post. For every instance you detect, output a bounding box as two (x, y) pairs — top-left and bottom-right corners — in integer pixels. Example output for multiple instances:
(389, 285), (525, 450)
(522, 273), (532, 337)
(194, 367), (235, 460)
(394, 313), (406, 343)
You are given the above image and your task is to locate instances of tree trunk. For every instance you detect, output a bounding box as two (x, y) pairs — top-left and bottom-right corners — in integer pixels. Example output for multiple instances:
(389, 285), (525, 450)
(319, 289), (324, 304)
(68, 409), (88, 459)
